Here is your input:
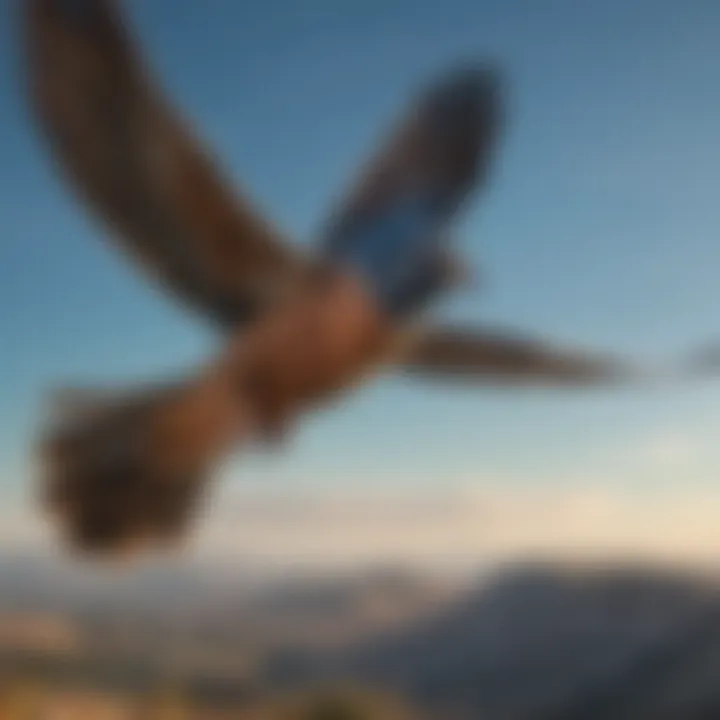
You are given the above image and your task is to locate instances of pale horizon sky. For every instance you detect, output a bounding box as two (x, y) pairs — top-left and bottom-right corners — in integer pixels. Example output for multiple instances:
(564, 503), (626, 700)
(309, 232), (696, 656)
(2, 1), (720, 556)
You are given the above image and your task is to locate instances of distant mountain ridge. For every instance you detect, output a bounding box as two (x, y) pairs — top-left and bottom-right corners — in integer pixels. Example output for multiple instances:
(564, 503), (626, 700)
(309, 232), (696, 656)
(274, 562), (720, 719)
(2, 553), (720, 717)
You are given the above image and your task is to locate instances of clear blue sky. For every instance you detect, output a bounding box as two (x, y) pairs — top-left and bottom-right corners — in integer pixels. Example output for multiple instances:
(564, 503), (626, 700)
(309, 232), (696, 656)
(2, 0), (720, 500)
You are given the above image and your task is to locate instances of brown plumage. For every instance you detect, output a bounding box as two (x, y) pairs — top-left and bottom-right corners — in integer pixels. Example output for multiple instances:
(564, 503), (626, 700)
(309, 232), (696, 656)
(23, 0), (715, 556)
(25, 0), (307, 326)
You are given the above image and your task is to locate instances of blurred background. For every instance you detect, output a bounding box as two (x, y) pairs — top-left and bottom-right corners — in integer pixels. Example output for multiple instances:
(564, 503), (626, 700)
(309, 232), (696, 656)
(2, 0), (720, 717)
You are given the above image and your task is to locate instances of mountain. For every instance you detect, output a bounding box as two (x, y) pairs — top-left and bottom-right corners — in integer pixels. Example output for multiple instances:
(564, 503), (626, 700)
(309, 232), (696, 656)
(4, 553), (720, 718)
(282, 562), (720, 719)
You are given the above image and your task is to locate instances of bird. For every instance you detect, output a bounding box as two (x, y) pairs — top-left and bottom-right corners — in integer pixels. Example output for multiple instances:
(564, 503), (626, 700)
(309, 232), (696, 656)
(22, 0), (715, 556)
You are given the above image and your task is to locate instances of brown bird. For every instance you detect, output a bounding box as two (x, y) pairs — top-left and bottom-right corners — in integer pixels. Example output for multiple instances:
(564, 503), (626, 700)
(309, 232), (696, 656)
(22, 0), (714, 556)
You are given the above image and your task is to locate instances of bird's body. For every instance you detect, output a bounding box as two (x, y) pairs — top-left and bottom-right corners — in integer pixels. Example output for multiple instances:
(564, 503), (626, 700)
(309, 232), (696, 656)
(24, 0), (715, 556)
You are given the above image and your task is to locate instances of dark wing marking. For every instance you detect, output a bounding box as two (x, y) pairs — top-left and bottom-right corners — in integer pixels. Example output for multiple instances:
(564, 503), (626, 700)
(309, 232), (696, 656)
(323, 64), (503, 254)
(318, 64), (502, 316)
(400, 326), (637, 385)
(25, 0), (307, 326)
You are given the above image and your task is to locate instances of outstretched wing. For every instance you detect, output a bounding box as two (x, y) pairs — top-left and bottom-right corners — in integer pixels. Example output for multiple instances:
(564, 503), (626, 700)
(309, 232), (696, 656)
(24, 0), (306, 326)
(400, 326), (639, 385)
(320, 64), (502, 317)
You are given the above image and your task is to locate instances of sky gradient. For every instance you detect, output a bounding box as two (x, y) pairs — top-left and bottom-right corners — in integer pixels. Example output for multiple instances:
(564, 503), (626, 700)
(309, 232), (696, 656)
(2, 0), (720, 523)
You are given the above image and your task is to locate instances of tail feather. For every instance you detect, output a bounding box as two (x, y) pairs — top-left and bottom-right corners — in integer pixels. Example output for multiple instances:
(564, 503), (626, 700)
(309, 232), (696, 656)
(39, 377), (240, 556)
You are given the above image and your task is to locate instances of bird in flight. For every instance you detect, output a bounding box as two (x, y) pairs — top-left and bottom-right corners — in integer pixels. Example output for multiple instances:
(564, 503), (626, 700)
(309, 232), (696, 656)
(23, 0), (716, 556)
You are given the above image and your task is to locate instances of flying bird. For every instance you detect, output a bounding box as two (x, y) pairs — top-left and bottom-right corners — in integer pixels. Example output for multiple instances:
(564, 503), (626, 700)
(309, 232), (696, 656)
(22, 0), (715, 555)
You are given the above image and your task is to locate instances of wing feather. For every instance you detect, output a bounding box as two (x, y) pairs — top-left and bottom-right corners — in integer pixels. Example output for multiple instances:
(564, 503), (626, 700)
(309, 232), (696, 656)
(25, 0), (306, 325)
(401, 326), (637, 385)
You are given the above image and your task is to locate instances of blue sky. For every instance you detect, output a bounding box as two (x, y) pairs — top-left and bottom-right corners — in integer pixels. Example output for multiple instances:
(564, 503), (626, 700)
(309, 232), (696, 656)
(2, 0), (720, 505)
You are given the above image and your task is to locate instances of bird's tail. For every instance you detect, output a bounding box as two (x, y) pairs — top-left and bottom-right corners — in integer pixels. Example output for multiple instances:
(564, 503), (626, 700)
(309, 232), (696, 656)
(38, 372), (244, 557)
